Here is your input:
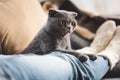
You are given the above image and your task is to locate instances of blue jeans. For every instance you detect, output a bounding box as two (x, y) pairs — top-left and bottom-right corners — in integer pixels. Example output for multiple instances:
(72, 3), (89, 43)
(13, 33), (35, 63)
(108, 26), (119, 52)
(0, 51), (109, 80)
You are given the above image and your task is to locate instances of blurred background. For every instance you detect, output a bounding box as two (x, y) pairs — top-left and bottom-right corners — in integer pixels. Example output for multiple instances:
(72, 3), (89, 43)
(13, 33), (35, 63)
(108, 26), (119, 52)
(71, 0), (120, 15)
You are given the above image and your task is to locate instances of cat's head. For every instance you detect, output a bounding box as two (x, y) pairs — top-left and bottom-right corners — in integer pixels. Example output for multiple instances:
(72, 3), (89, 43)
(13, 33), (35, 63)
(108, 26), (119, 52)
(45, 9), (78, 38)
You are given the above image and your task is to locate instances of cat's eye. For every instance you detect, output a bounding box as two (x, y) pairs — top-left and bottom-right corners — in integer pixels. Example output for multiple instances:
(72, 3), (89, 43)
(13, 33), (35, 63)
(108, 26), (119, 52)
(60, 21), (66, 25)
(71, 22), (76, 27)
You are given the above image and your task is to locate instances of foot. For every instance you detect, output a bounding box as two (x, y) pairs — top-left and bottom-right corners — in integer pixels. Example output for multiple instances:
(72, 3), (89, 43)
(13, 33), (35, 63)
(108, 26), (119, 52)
(98, 27), (120, 69)
(76, 20), (116, 54)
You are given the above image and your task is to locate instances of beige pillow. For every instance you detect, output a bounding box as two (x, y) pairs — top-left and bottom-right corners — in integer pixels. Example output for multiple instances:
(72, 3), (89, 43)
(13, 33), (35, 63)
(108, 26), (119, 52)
(0, 0), (47, 54)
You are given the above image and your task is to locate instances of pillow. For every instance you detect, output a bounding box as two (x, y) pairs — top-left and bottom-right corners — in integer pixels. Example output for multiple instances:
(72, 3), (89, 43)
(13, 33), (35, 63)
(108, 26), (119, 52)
(0, 0), (47, 54)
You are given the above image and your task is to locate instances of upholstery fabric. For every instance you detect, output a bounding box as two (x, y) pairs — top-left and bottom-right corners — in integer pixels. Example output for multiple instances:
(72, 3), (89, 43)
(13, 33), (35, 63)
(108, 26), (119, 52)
(0, 0), (47, 54)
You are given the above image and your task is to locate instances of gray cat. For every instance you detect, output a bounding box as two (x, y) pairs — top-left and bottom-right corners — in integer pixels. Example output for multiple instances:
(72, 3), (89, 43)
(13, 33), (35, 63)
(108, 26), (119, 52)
(19, 9), (96, 62)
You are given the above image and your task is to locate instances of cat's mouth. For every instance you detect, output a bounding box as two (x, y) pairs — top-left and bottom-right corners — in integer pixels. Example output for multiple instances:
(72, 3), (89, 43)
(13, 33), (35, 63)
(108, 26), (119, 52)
(62, 31), (70, 37)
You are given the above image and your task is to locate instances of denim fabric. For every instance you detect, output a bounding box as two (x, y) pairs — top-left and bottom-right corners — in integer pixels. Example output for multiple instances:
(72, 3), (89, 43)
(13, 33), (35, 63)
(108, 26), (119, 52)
(0, 52), (109, 80)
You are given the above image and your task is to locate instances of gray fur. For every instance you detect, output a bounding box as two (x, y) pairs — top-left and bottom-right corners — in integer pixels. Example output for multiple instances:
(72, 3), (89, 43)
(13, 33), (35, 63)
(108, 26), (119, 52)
(20, 9), (76, 54)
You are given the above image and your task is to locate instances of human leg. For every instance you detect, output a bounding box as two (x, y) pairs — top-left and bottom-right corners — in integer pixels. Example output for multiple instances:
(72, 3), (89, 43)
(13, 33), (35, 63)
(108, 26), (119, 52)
(98, 27), (120, 69)
(51, 52), (110, 80)
(0, 54), (74, 80)
(79, 27), (120, 80)
(0, 52), (110, 80)
(81, 56), (109, 80)
(76, 20), (116, 54)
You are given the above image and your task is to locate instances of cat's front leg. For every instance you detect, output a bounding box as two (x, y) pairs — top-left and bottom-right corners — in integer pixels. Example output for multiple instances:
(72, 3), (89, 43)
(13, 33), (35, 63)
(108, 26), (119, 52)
(54, 49), (97, 62)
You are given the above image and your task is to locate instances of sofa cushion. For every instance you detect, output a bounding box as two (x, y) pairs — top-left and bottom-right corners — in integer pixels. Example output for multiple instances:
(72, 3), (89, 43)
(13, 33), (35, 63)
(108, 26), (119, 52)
(0, 0), (47, 54)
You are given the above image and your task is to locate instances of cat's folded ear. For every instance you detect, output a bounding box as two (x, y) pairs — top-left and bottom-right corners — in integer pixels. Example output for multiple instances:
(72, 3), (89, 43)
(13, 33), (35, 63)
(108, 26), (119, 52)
(71, 12), (78, 17)
(48, 9), (62, 18)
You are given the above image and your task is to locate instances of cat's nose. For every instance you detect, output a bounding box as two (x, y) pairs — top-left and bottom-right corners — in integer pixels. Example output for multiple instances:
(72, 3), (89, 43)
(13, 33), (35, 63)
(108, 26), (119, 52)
(66, 27), (71, 32)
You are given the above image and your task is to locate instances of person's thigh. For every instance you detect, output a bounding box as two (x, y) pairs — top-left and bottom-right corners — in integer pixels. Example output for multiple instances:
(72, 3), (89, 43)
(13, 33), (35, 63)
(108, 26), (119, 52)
(82, 56), (110, 80)
(0, 52), (110, 80)
(52, 52), (110, 80)
(0, 54), (74, 80)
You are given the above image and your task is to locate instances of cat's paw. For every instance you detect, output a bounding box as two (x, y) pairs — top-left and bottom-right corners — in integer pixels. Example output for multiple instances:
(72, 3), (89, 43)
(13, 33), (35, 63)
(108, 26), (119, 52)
(87, 54), (97, 61)
(77, 54), (88, 62)
(77, 54), (97, 62)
